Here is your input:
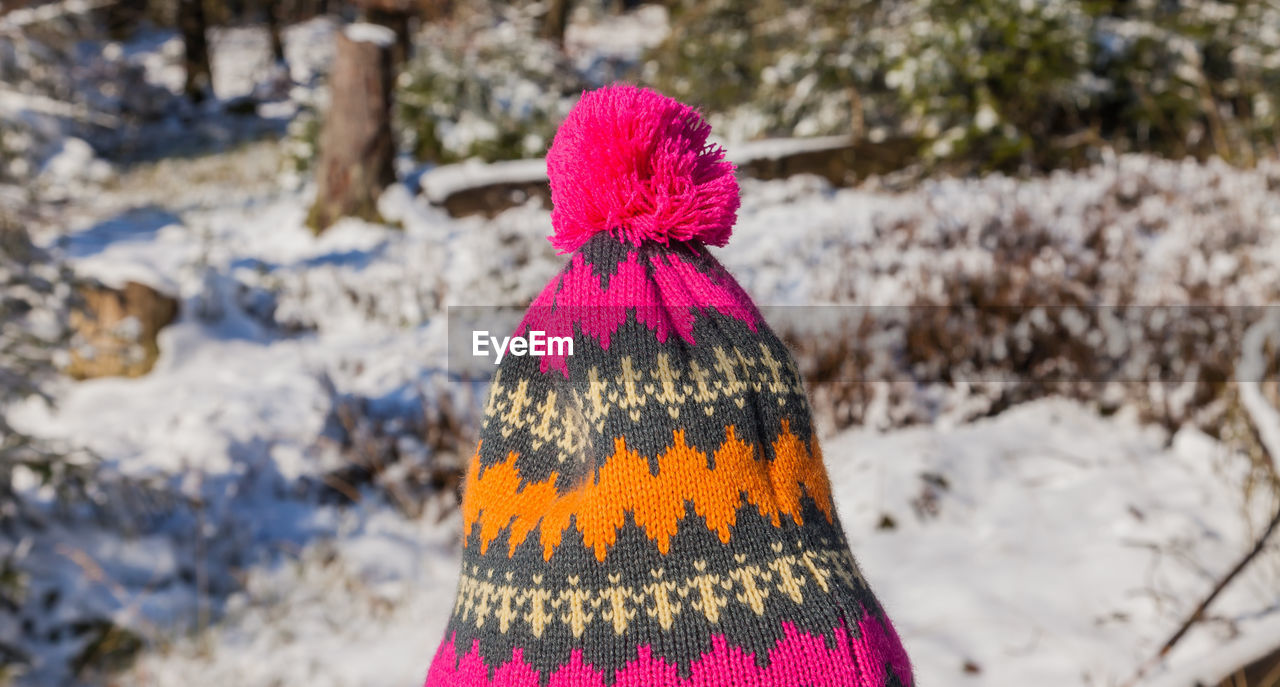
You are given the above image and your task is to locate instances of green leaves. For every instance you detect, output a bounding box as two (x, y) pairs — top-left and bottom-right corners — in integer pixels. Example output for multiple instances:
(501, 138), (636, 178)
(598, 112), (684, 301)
(646, 0), (1280, 173)
(394, 6), (584, 164)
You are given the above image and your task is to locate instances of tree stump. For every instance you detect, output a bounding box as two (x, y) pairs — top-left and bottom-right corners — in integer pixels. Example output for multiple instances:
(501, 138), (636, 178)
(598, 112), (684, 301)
(357, 0), (415, 65)
(67, 281), (180, 380)
(307, 24), (397, 233)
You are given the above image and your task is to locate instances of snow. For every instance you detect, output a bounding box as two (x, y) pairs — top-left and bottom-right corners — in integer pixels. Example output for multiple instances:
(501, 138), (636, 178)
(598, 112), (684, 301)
(127, 506), (461, 687)
(1146, 618), (1280, 687)
(11, 147), (1280, 686)
(49, 389), (1276, 686)
(5, 7), (1280, 687)
(208, 19), (336, 99)
(419, 157), (549, 204)
(829, 399), (1278, 684)
(36, 137), (115, 201)
(40, 137), (110, 182)
(344, 22), (397, 48)
(0, 86), (121, 127)
(725, 134), (854, 162)
(1240, 313), (1280, 468)
(565, 4), (669, 61)
(416, 136), (858, 205)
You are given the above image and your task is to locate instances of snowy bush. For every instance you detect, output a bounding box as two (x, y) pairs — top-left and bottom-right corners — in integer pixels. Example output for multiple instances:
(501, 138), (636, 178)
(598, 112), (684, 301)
(395, 2), (585, 163)
(649, 0), (1280, 171)
(281, 102), (322, 179)
(1090, 1), (1280, 164)
(0, 213), (71, 403)
(883, 0), (1280, 169)
(0, 214), (66, 674)
(0, 5), (179, 185)
(315, 373), (479, 518)
(0, 212), (120, 682)
(871, 0), (1094, 169)
(763, 156), (1280, 453)
(647, 0), (885, 142)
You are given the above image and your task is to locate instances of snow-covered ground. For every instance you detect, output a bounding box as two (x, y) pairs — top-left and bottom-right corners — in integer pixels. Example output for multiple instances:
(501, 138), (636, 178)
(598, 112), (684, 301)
(9, 140), (1280, 685)
(111, 396), (1280, 687)
(835, 400), (1280, 685)
(4, 7), (1280, 687)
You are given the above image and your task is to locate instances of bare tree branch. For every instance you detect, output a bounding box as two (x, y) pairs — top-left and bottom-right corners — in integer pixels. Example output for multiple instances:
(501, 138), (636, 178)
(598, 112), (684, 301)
(1123, 313), (1280, 686)
(1240, 313), (1280, 473)
(0, 86), (121, 127)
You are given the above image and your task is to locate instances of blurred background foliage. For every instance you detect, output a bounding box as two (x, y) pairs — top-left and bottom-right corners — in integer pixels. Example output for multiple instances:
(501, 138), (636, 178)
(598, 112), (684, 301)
(388, 0), (1280, 172)
(7, 0), (1278, 175)
(652, 0), (1280, 172)
(3, 1), (1280, 682)
(396, 4), (586, 163)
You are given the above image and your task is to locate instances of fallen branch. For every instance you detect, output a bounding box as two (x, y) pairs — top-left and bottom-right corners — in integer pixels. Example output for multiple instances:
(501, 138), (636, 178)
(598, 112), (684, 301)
(0, 87), (120, 127)
(1123, 507), (1280, 686)
(1240, 313), (1280, 471)
(1123, 314), (1280, 686)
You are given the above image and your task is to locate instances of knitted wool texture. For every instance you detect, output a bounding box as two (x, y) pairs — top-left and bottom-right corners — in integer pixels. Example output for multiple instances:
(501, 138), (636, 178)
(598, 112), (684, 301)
(425, 85), (914, 687)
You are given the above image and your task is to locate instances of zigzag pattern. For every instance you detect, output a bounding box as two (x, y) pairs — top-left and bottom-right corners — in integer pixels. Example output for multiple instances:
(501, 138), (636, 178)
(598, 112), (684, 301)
(462, 421), (834, 562)
(425, 612), (913, 687)
(516, 250), (760, 377)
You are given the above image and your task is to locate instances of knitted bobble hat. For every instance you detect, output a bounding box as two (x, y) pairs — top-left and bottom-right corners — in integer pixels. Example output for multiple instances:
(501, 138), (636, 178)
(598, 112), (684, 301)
(425, 85), (914, 687)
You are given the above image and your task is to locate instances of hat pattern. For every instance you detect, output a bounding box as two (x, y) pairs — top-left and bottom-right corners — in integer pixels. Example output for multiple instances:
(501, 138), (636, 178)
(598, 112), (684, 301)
(425, 85), (913, 687)
(425, 236), (913, 687)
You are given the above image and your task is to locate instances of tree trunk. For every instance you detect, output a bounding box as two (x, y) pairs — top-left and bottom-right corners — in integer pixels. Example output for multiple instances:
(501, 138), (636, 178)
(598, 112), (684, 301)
(225, 0), (247, 23)
(358, 0), (414, 65)
(264, 0), (286, 63)
(178, 0), (212, 102)
(104, 0), (148, 40)
(307, 24), (397, 233)
(416, 0), (452, 22)
(540, 0), (572, 47)
(67, 281), (180, 380)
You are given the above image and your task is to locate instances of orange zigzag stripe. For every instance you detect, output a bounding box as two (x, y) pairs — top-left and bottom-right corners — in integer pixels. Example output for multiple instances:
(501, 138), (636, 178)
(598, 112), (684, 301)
(461, 421), (834, 562)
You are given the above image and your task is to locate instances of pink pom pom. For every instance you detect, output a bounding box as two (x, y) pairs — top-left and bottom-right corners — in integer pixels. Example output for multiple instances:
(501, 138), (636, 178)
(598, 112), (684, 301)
(545, 85), (740, 253)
